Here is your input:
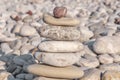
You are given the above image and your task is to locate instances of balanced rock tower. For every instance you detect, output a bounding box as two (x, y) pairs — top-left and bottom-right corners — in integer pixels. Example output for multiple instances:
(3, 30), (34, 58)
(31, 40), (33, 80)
(25, 7), (84, 80)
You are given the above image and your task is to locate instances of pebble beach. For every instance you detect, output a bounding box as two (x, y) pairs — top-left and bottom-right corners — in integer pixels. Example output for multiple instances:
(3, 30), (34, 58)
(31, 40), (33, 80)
(0, 0), (120, 80)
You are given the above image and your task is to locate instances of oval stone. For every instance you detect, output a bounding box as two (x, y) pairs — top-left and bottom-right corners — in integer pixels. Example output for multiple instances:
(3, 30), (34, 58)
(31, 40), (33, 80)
(39, 41), (84, 53)
(24, 64), (84, 79)
(41, 52), (80, 67)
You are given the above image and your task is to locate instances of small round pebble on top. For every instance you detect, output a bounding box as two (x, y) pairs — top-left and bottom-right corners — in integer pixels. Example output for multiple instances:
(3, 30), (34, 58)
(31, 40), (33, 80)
(53, 7), (67, 18)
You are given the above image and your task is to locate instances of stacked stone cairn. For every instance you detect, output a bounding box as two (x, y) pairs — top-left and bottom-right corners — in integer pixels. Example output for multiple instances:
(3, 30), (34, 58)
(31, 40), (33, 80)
(24, 7), (85, 79)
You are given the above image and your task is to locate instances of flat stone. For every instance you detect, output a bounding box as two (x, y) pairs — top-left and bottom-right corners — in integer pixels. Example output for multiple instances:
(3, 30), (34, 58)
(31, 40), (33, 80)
(33, 77), (69, 80)
(13, 54), (34, 66)
(110, 54), (120, 62)
(93, 36), (120, 54)
(102, 70), (120, 80)
(13, 56), (28, 66)
(0, 33), (17, 42)
(99, 63), (120, 72)
(39, 26), (81, 40)
(39, 41), (84, 53)
(24, 64), (84, 79)
(43, 13), (80, 26)
(98, 54), (113, 64)
(41, 52), (80, 67)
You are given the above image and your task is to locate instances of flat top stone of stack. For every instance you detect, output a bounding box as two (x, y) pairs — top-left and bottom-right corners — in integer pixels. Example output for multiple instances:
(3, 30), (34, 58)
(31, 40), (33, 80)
(38, 41), (84, 53)
(39, 26), (81, 41)
(24, 64), (84, 79)
(43, 13), (80, 26)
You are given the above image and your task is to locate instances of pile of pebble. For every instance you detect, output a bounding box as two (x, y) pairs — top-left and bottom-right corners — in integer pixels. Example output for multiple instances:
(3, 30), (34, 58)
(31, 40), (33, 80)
(0, 0), (120, 80)
(25, 7), (85, 79)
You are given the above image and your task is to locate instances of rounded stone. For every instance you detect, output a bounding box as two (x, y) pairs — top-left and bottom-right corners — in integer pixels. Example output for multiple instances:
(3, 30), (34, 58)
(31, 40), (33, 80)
(33, 77), (69, 80)
(98, 54), (113, 64)
(76, 54), (99, 68)
(0, 71), (14, 80)
(93, 36), (120, 54)
(102, 70), (120, 80)
(20, 25), (37, 36)
(99, 63), (120, 71)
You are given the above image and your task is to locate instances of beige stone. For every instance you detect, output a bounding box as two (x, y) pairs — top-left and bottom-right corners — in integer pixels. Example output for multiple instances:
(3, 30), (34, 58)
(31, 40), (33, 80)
(20, 25), (37, 36)
(0, 33), (17, 42)
(41, 52), (80, 67)
(39, 26), (81, 41)
(24, 64), (84, 79)
(102, 70), (120, 80)
(110, 54), (120, 62)
(0, 71), (13, 80)
(39, 41), (84, 52)
(98, 54), (113, 64)
(43, 13), (80, 26)
(99, 63), (120, 72)
(33, 77), (69, 80)
(93, 36), (120, 54)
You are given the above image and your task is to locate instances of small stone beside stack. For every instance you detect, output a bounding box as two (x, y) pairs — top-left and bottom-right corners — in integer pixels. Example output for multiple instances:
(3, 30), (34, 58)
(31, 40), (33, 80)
(25, 7), (84, 79)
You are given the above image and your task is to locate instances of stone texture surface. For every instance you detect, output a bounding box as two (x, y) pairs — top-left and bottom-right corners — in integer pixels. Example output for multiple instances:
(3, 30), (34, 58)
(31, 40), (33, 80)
(98, 54), (113, 64)
(76, 54), (99, 68)
(39, 41), (84, 52)
(41, 52), (80, 67)
(0, 71), (14, 80)
(102, 70), (120, 80)
(39, 26), (81, 40)
(93, 36), (120, 54)
(99, 63), (120, 72)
